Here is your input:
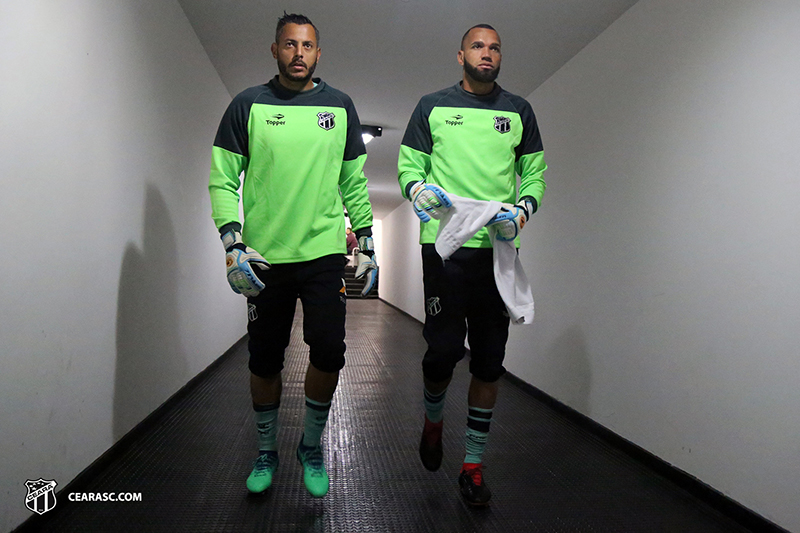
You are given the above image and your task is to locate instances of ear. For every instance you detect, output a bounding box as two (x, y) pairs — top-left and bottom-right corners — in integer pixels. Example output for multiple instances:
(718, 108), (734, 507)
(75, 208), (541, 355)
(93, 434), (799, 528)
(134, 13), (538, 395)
(271, 42), (278, 59)
(316, 47), (321, 62)
(457, 49), (464, 66)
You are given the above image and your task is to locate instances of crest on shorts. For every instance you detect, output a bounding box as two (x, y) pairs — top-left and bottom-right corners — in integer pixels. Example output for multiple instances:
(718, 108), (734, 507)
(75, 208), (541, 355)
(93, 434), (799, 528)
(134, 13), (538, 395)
(248, 303), (258, 322)
(317, 111), (335, 130)
(493, 116), (511, 134)
(25, 479), (57, 515)
(426, 297), (441, 316)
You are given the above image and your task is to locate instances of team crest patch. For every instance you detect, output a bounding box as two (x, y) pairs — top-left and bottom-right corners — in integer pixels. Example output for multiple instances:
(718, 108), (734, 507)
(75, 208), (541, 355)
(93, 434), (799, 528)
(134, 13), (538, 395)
(317, 111), (335, 130)
(248, 303), (258, 322)
(493, 116), (511, 134)
(426, 297), (441, 316)
(25, 479), (58, 515)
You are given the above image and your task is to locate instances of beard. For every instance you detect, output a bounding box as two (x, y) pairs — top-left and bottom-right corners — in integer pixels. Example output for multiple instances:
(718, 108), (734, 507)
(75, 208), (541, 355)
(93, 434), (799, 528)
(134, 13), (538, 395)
(463, 59), (500, 84)
(277, 57), (318, 84)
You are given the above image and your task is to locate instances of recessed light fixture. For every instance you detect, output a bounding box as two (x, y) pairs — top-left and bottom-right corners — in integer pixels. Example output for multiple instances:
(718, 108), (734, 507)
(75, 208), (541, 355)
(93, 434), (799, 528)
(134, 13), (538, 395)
(361, 125), (383, 145)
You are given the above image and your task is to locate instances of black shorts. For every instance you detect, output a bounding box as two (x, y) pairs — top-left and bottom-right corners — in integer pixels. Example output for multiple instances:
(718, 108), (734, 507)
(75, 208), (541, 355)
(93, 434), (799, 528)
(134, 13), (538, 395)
(246, 254), (347, 377)
(421, 244), (509, 383)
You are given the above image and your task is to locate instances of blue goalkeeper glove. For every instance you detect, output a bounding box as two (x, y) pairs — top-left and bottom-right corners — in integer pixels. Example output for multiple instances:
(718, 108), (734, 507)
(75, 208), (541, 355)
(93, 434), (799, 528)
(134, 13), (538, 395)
(408, 181), (452, 222)
(355, 235), (378, 297)
(486, 197), (535, 241)
(220, 229), (270, 297)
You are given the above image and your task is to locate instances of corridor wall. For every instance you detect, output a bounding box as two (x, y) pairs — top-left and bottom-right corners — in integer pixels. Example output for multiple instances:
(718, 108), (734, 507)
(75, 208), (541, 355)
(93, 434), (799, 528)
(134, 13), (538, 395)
(0, 1), (243, 529)
(506, 1), (800, 530)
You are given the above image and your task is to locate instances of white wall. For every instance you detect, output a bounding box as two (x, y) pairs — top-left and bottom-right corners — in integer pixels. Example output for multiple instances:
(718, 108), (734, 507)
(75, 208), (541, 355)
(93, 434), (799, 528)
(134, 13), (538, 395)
(504, 1), (800, 530)
(0, 2), (244, 530)
(379, 202), (425, 322)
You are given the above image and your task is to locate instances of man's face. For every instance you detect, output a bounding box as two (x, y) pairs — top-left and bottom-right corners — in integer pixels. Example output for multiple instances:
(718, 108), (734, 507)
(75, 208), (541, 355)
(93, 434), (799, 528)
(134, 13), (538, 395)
(458, 28), (502, 84)
(271, 23), (320, 84)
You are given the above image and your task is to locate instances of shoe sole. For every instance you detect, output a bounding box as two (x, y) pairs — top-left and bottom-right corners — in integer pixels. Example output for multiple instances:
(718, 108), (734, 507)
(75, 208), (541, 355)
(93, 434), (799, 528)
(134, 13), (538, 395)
(246, 483), (270, 494)
(464, 499), (491, 507)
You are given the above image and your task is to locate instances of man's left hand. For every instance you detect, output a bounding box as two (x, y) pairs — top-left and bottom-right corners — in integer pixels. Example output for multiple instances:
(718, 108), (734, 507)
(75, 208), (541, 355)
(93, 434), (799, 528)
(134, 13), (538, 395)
(355, 236), (378, 297)
(486, 203), (529, 241)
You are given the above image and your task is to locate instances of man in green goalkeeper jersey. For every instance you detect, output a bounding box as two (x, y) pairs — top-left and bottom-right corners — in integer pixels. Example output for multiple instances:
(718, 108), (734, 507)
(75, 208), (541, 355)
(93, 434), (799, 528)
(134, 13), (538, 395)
(208, 12), (377, 498)
(398, 24), (547, 506)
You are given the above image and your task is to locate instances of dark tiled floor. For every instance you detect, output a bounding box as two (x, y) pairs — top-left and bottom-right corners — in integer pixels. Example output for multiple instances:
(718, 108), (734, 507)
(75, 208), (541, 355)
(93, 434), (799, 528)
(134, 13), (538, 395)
(19, 299), (752, 532)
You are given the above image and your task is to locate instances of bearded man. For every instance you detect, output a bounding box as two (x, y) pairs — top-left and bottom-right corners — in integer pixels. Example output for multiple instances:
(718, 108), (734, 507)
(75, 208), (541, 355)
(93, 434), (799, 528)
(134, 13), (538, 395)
(208, 12), (377, 499)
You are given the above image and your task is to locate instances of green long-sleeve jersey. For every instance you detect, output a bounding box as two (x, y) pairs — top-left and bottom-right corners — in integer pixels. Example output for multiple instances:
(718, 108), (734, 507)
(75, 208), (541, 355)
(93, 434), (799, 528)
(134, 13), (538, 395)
(209, 77), (373, 263)
(398, 82), (547, 248)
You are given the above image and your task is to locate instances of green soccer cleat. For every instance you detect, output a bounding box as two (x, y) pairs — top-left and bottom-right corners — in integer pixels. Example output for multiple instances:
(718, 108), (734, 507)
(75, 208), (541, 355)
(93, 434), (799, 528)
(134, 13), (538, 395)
(246, 451), (279, 494)
(296, 438), (329, 497)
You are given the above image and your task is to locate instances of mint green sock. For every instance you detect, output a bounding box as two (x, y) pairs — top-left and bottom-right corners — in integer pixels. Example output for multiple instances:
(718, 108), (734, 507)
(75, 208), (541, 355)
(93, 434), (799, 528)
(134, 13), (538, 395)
(302, 397), (331, 448)
(464, 406), (493, 464)
(424, 387), (447, 423)
(254, 402), (280, 452)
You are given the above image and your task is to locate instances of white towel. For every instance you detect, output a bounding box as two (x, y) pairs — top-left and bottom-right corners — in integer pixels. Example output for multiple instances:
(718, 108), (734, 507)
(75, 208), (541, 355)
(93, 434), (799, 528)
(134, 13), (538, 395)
(434, 194), (535, 325)
(488, 226), (535, 325)
(434, 195), (501, 259)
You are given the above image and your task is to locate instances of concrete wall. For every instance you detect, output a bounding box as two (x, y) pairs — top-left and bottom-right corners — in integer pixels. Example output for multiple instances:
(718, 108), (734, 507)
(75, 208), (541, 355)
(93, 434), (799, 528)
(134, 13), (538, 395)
(0, 1), (243, 529)
(504, 1), (800, 529)
(378, 202), (425, 323)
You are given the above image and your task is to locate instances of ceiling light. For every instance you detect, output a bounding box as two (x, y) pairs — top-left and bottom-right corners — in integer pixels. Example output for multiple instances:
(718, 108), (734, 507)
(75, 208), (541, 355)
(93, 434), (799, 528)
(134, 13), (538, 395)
(361, 125), (382, 145)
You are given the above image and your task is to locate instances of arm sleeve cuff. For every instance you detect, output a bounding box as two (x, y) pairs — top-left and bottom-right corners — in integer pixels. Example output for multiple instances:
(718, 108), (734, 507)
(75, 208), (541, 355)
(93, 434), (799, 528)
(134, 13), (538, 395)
(354, 226), (373, 239)
(405, 181), (418, 199)
(219, 222), (242, 235)
(520, 196), (538, 215)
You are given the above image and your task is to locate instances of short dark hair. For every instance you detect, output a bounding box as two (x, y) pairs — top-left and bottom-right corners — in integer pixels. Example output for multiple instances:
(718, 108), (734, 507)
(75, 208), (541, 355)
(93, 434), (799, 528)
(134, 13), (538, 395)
(460, 24), (498, 50)
(275, 12), (320, 45)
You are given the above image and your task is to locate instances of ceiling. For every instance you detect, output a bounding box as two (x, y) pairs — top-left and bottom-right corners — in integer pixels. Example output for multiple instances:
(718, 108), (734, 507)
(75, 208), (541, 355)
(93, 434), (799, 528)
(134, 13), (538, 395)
(178, 0), (639, 218)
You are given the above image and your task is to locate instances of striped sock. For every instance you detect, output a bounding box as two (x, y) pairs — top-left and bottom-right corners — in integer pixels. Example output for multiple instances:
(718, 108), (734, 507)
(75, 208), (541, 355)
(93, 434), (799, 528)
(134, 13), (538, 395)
(464, 406), (493, 464)
(302, 397), (332, 448)
(423, 387), (447, 423)
(254, 402), (280, 453)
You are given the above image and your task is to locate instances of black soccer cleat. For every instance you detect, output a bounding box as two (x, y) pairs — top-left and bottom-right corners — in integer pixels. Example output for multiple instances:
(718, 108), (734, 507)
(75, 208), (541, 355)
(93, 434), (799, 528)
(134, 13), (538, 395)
(458, 463), (491, 506)
(419, 417), (443, 471)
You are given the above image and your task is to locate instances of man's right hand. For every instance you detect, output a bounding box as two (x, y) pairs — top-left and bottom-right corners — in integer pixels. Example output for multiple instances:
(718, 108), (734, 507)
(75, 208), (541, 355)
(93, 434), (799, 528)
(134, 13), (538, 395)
(409, 181), (452, 222)
(220, 229), (270, 297)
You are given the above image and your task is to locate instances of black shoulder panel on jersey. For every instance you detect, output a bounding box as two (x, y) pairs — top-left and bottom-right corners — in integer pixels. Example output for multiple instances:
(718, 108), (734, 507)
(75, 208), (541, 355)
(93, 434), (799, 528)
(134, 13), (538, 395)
(499, 90), (545, 160)
(400, 86), (458, 154)
(213, 85), (267, 158)
(243, 78), (367, 161)
(439, 83), (518, 112)
(323, 84), (368, 162)
(262, 77), (350, 107)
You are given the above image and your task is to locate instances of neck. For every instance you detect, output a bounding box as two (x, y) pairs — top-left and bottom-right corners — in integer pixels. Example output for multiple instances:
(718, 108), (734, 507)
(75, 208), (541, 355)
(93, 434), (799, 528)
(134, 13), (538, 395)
(461, 74), (495, 96)
(277, 74), (314, 92)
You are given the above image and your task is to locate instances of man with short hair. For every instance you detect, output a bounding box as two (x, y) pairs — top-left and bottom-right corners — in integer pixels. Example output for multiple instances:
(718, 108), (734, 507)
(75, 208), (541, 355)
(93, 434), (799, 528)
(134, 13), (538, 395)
(208, 12), (377, 498)
(398, 24), (547, 506)
(345, 227), (358, 255)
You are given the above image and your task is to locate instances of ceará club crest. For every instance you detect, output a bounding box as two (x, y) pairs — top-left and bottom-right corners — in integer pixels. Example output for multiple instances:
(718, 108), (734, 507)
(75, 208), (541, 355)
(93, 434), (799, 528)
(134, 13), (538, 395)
(317, 111), (335, 130)
(493, 116), (511, 134)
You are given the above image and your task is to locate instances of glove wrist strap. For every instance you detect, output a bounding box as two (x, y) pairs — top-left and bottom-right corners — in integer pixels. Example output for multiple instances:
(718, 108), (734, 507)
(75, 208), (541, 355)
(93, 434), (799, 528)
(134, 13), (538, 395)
(358, 236), (375, 257)
(408, 180), (425, 200)
(221, 229), (243, 252)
